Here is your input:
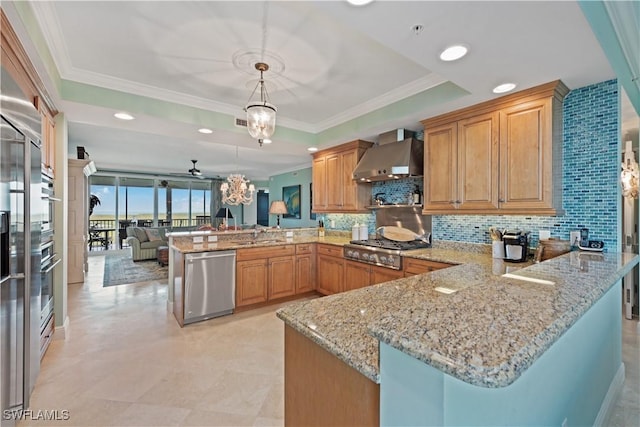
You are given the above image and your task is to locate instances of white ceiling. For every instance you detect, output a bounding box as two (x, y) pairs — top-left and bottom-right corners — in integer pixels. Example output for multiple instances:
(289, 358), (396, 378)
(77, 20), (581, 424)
(14, 1), (616, 180)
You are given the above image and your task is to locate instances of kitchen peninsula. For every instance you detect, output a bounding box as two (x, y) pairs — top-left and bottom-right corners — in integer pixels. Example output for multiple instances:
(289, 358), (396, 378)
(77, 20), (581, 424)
(277, 247), (638, 426)
(168, 228), (346, 326)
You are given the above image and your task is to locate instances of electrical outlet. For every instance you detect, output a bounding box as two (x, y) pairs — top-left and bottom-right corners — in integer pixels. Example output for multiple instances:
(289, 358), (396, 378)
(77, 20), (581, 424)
(539, 230), (551, 240)
(330, 219), (335, 228)
(570, 231), (581, 246)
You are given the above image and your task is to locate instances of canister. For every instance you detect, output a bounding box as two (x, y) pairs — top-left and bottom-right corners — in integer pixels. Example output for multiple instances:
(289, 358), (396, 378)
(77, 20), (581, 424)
(352, 224), (360, 241)
(359, 224), (368, 240)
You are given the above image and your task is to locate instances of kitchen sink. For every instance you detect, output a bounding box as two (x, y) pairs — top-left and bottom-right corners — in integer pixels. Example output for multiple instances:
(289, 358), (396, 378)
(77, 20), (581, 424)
(230, 239), (286, 246)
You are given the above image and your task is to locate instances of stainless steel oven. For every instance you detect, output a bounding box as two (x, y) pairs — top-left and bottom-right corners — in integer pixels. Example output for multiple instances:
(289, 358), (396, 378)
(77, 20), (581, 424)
(40, 253), (59, 332)
(40, 169), (56, 242)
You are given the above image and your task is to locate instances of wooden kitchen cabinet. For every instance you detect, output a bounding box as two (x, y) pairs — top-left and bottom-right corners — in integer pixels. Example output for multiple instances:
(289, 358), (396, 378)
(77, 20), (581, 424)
(499, 98), (561, 212)
(317, 244), (344, 295)
(345, 260), (404, 291)
(404, 258), (455, 277)
(345, 260), (371, 291)
(236, 258), (269, 306)
(312, 140), (374, 213)
(295, 244), (316, 293)
(269, 255), (296, 300)
(371, 265), (404, 284)
(424, 112), (499, 213)
(36, 96), (56, 177)
(236, 245), (295, 307)
(422, 80), (568, 215)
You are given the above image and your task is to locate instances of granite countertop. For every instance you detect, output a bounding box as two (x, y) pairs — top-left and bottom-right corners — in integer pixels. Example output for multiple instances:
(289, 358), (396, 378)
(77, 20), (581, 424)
(170, 234), (349, 253)
(277, 249), (638, 387)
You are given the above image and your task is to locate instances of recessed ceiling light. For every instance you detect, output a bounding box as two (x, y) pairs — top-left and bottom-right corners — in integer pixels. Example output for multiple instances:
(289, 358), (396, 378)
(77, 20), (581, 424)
(114, 112), (134, 120)
(439, 45), (468, 62)
(307, 147), (318, 152)
(347, 0), (373, 5)
(261, 138), (272, 144)
(198, 128), (213, 134)
(493, 83), (517, 94)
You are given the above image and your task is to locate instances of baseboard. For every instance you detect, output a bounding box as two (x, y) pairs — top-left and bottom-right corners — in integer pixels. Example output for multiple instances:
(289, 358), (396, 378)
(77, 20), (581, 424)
(53, 315), (70, 340)
(594, 362), (625, 427)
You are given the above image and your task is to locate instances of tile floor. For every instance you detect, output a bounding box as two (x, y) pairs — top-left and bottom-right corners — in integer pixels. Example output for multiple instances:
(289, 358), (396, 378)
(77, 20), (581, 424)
(20, 253), (640, 426)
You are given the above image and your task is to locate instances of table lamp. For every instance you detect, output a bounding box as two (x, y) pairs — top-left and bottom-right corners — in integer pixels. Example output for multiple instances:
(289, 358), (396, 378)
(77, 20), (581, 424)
(215, 208), (234, 230)
(269, 201), (288, 228)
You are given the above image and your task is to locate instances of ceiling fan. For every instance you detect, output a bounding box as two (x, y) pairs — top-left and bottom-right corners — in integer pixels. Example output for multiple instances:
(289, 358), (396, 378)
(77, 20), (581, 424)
(188, 159), (203, 177)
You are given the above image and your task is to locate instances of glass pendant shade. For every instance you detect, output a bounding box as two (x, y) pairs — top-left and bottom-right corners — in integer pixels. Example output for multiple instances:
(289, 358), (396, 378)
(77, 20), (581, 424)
(244, 62), (277, 143)
(246, 102), (276, 140)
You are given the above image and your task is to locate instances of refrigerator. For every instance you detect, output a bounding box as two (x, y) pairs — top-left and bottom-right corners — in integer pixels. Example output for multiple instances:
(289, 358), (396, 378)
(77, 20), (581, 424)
(1, 66), (42, 425)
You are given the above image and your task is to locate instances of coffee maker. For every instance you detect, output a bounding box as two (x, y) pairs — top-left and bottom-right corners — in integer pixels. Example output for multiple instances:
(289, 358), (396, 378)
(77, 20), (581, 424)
(503, 231), (530, 262)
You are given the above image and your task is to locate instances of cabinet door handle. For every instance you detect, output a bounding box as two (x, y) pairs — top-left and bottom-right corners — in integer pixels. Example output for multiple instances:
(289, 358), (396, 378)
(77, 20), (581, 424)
(498, 198), (505, 203)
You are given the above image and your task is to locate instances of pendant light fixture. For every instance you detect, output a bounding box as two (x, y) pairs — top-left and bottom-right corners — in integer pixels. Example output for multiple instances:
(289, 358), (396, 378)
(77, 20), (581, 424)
(220, 146), (255, 205)
(245, 62), (277, 146)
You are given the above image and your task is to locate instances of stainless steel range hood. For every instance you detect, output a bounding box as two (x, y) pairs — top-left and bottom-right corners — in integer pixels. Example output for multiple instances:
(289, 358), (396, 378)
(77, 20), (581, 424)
(352, 129), (424, 182)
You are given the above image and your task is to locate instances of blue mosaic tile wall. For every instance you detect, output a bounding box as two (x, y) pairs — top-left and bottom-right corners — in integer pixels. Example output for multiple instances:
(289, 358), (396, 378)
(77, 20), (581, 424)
(433, 79), (620, 250)
(322, 177), (423, 237)
(325, 80), (620, 250)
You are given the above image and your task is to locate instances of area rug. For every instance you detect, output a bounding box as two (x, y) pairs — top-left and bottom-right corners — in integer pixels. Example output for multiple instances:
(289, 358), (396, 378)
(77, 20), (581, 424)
(103, 250), (168, 287)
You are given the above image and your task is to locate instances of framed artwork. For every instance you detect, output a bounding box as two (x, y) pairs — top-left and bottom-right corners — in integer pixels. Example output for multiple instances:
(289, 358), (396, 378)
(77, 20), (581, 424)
(283, 184), (301, 219)
(310, 183), (316, 220)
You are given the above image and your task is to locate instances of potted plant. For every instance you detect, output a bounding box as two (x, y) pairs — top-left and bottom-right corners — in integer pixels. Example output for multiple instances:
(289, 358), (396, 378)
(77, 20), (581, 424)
(89, 194), (101, 216)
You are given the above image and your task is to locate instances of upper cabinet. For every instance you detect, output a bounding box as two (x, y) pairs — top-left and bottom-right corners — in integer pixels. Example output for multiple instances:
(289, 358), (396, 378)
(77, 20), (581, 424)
(36, 97), (56, 177)
(422, 80), (568, 215)
(312, 140), (374, 213)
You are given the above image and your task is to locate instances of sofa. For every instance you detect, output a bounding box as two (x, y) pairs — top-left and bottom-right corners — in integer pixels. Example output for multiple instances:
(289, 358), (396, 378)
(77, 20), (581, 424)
(125, 226), (169, 261)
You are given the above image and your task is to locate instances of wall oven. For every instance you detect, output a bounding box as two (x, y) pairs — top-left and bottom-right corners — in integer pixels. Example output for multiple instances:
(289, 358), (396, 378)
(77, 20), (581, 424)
(41, 169), (56, 241)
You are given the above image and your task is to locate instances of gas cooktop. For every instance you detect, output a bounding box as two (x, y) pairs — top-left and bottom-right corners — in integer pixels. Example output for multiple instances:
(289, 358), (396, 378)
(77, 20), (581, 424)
(348, 238), (430, 251)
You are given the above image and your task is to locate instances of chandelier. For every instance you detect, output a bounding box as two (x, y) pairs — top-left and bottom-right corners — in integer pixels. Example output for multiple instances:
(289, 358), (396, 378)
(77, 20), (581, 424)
(621, 141), (639, 199)
(220, 146), (255, 205)
(245, 62), (277, 146)
(221, 174), (255, 206)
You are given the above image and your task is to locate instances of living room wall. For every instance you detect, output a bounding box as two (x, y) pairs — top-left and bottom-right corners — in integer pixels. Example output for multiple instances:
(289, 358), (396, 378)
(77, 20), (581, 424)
(269, 168), (317, 228)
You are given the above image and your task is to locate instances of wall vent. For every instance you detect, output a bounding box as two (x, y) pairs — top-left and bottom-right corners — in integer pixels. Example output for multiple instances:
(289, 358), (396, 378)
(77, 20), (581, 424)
(235, 118), (247, 128)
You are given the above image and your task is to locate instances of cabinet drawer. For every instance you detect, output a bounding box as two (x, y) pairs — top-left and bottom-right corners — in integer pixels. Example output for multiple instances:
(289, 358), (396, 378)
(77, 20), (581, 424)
(40, 314), (54, 359)
(317, 244), (343, 258)
(296, 243), (315, 255)
(237, 245), (295, 261)
(403, 258), (454, 276)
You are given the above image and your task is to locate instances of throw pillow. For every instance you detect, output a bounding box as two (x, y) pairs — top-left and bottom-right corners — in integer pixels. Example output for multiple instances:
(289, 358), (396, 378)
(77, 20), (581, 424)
(145, 228), (162, 242)
(132, 227), (149, 243)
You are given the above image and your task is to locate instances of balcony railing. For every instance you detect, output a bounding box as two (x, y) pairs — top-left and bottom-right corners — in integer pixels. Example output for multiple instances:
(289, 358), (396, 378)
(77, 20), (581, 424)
(88, 218), (202, 250)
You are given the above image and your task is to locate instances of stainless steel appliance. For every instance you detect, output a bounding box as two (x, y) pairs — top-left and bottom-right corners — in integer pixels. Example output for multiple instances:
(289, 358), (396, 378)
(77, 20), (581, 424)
(353, 129), (424, 182)
(1, 66), (42, 424)
(39, 168), (58, 344)
(183, 250), (236, 324)
(503, 231), (530, 263)
(343, 205), (431, 270)
(345, 238), (430, 270)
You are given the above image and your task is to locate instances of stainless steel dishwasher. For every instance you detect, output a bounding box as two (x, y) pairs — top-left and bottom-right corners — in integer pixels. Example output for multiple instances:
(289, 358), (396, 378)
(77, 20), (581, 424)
(184, 250), (236, 324)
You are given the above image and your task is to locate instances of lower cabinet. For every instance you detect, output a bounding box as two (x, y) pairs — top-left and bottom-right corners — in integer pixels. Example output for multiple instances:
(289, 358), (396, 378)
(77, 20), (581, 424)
(236, 258), (269, 306)
(317, 244), (345, 295)
(345, 260), (404, 291)
(404, 258), (455, 277)
(295, 244), (316, 293)
(371, 265), (404, 284)
(236, 245), (295, 307)
(269, 256), (296, 300)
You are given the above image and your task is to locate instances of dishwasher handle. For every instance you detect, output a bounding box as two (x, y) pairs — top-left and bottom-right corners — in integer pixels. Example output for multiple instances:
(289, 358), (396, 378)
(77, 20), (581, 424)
(185, 251), (236, 262)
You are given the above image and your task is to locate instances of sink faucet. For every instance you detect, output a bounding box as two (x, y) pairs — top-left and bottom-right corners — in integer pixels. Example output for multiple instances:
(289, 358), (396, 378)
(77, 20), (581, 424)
(252, 224), (265, 240)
